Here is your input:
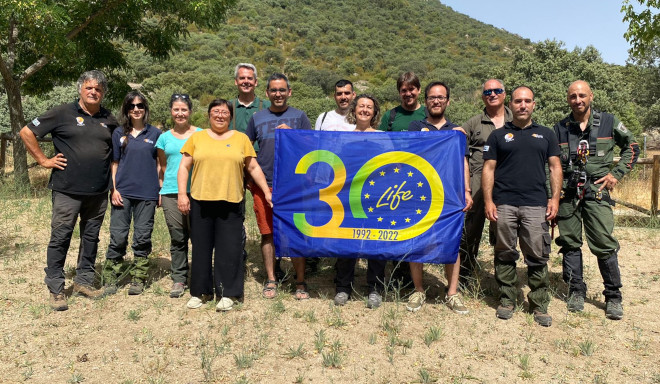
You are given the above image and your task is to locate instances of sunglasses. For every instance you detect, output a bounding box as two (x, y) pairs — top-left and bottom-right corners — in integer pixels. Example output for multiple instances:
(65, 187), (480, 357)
(171, 93), (190, 101)
(483, 88), (505, 96)
(129, 103), (145, 110)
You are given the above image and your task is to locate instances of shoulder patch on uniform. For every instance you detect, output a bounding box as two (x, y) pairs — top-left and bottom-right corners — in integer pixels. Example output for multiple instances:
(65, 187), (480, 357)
(616, 122), (628, 133)
(483, 145), (490, 152)
(32, 118), (40, 126)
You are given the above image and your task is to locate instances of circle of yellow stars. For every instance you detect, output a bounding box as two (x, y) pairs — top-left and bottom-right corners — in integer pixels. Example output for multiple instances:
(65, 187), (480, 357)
(364, 167), (428, 226)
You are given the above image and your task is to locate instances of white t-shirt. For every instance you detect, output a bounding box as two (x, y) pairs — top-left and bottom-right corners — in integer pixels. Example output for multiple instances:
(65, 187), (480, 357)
(314, 110), (356, 131)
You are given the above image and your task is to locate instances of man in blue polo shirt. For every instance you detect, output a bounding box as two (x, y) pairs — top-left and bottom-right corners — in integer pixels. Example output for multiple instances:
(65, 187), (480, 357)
(482, 86), (562, 327)
(19, 70), (118, 311)
(406, 81), (472, 313)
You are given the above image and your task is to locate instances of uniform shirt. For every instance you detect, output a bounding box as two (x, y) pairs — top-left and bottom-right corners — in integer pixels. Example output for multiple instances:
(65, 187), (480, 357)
(112, 124), (161, 201)
(155, 127), (202, 194)
(315, 110), (355, 131)
(180, 130), (256, 202)
(229, 96), (271, 133)
(27, 101), (117, 195)
(463, 106), (513, 177)
(378, 105), (427, 132)
(483, 122), (560, 207)
(245, 106), (312, 186)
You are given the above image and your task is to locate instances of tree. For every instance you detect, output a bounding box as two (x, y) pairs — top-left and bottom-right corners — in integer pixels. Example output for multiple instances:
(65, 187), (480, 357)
(622, 0), (660, 61)
(0, 0), (236, 187)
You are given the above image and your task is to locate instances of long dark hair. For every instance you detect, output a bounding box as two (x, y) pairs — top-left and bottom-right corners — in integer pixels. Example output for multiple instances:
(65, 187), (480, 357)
(120, 90), (150, 150)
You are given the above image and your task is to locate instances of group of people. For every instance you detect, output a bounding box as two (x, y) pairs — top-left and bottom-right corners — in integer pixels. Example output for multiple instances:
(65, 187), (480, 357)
(20, 64), (639, 326)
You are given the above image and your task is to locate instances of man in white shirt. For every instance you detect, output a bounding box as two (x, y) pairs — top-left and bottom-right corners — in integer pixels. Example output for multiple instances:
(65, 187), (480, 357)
(315, 79), (356, 131)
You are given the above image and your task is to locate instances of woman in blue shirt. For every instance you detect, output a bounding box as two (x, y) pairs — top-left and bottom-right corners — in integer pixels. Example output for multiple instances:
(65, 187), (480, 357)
(102, 90), (161, 295)
(155, 94), (201, 298)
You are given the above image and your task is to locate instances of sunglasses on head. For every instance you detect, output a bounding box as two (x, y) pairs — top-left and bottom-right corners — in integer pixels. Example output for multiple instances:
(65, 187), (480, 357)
(483, 88), (505, 96)
(171, 93), (190, 101)
(129, 103), (145, 110)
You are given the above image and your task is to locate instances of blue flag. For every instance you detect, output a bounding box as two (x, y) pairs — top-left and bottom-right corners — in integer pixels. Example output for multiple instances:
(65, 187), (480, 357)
(272, 130), (466, 264)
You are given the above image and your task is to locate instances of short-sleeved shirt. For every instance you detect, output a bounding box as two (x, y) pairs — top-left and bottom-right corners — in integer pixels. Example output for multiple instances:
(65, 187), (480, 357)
(181, 130), (256, 202)
(483, 122), (560, 206)
(378, 105), (427, 132)
(112, 124), (161, 201)
(463, 106), (513, 176)
(315, 110), (356, 131)
(27, 101), (118, 195)
(408, 118), (468, 156)
(229, 96), (271, 133)
(245, 106), (312, 186)
(155, 127), (202, 194)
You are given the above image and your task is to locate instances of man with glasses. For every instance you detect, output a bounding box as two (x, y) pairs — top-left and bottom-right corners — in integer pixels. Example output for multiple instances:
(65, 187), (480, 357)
(553, 80), (639, 320)
(459, 79), (513, 287)
(246, 73), (312, 300)
(19, 70), (118, 311)
(406, 81), (473, 313)
(482, 86), (562, 327)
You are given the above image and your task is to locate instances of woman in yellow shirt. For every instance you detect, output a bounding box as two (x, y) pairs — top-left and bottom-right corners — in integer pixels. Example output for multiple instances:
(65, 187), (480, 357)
(177, 99), (271, 311)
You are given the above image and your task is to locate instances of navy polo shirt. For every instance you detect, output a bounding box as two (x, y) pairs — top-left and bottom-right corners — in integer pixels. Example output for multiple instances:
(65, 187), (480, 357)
(408, 118), (469, 156)
(112, 124), (161, 201)
(483, 121), (560, 206)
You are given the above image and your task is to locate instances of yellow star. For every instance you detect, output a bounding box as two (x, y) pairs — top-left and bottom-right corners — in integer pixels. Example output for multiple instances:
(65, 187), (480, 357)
(368, 207), (374, 212)
(407, 171), (413, 177)
(417, 181), (423, 187)
(379, 171), (385, 176)
(394, 167), (400, 173)
(369, 180), (375, 186)
(416, 209), (422, 214)
(364, 193), (370, 199)
(420, 195), (426, 201)
(390, 220), (397, 226)
(405, 217), (411, 223)
(377, 217), (383, 222)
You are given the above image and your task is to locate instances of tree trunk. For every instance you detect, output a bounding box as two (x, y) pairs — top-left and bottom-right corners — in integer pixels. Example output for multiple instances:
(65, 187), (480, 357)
(4, 76), (29, 187)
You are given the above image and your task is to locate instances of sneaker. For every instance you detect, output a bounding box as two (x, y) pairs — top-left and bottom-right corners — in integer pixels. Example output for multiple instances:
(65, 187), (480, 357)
(567, 294), (585, 312)
(366, 292), (382, 309)
(445, 294), (469, 314)
(533, 310), (552, 327)
(216, 297), (235, 311)
(170, 282), (186, 298)
(187, 296), (204, 309)
(103, 284), (118, 296)
(496, 304), (515, 320)
(72, 283), (105, 299)
(605, 300), (623, 320)
(406, 291), (426, 312)
(128, 281), (144, 295)
(50, 292), (68, 311)
(334, 292), (349, 306)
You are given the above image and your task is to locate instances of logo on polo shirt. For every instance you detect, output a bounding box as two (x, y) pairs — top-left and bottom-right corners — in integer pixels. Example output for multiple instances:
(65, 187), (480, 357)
(100, 123), (107, 128)
(484, 145), (490, 152)
(120, 136), (127, 145)
(143, 139), (154, 144)
(421, 128), (429, 132)
(76, 117), (85, 126)
(32, 118), (40, 126)
(532, 133), (544, 139)
(504, 133), (514, 142)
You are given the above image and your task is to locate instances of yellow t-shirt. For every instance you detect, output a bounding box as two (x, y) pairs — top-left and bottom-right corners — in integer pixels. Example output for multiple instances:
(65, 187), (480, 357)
(180, 130), (256, 202)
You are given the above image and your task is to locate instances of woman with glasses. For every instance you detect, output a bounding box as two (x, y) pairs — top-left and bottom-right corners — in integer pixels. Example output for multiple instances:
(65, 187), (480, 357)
(155, 94), (201, 298)
(178, 99), (271, 311)
(103, 90), (162, 295)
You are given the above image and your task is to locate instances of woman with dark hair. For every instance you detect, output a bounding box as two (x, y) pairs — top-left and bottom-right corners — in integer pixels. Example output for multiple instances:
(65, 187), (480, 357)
(103, 90), (161, 295)
(156, 94), (201, 298)
(178, 99), (271, 311)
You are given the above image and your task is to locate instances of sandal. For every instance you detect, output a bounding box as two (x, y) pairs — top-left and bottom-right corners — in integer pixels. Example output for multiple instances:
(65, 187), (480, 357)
(294, 281), (310, 300)
(262, 280), (278, 299)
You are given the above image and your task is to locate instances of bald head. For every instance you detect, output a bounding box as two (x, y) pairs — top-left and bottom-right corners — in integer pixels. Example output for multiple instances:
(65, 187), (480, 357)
(567, 80), (593, 117)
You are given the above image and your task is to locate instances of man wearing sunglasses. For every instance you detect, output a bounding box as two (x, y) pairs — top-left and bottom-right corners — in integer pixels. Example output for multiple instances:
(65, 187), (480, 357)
(19, 70), (118, 311)
(553, 80), (639, 320)
(459, 79), (513, 287)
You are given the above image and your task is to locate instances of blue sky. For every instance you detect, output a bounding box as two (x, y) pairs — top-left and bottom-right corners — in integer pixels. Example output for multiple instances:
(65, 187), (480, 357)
(441, 0), (633, 65)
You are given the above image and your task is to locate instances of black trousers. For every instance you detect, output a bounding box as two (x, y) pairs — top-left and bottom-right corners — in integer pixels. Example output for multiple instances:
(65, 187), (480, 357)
(335, 258), (386, 295)
(189, 199), (244, 298)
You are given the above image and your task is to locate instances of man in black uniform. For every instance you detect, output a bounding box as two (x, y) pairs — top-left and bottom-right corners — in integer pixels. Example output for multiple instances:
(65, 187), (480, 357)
(553, 80), (639, 320)
(20, 70), (117, 311)
(482, 86), (562, 326)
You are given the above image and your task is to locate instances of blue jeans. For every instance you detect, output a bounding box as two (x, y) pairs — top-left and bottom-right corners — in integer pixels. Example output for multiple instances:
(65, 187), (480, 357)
(45, 191), (108, 294)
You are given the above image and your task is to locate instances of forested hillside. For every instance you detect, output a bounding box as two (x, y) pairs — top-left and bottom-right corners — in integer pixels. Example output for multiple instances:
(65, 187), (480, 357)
(2, 0), (654, 135)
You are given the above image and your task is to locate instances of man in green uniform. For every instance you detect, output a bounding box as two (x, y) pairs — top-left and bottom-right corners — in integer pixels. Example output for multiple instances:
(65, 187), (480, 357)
(459, 79), (513, 286)
(554, 80), (639, 320)
(229, 63), (271, 133)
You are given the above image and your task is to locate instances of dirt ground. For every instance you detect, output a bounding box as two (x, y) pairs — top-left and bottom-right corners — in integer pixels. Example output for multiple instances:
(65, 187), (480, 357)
(0, 190), (659, 384)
